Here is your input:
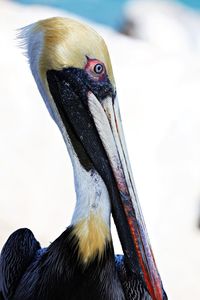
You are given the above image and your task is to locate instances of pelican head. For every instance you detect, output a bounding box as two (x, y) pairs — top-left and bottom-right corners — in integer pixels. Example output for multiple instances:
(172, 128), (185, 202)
(20, 17), (166, 300)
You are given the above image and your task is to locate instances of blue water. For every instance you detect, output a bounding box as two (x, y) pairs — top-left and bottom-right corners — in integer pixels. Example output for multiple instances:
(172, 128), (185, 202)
(15, 0), (127, 29)
(15, 0), (200, 29)
(179, 0), (200, 9)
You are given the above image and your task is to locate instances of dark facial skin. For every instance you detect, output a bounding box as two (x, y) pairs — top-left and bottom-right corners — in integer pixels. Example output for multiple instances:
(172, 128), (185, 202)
(47, 66), (115, 103)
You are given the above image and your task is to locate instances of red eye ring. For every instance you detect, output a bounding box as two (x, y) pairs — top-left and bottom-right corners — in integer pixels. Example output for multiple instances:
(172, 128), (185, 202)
(85, 57), (106, 80)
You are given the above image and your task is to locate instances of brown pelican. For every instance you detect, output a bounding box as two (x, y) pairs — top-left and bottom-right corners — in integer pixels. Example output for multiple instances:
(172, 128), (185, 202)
(0, 17), (167, 300)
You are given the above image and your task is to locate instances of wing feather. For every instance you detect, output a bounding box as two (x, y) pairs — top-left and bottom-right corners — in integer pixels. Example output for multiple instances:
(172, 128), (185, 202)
(0, 228), (40, 299)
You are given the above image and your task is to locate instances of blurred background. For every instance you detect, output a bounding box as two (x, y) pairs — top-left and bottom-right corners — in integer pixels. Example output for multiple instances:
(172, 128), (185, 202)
(1, 0), (200, 298)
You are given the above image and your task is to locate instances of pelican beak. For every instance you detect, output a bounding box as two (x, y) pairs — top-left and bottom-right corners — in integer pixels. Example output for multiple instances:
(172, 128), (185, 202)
(46, 67), (166, 300)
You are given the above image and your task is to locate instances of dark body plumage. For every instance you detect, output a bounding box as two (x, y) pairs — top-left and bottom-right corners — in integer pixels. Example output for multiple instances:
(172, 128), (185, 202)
(0, 228), (151, 300)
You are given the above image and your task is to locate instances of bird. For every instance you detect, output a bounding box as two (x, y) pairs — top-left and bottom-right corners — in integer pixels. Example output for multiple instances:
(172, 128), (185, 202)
(0, 17), (167, 300)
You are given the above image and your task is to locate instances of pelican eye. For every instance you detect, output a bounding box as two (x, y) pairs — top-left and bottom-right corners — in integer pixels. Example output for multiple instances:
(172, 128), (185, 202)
(94, 63), (104, 74)
(84, 58), (106, 80)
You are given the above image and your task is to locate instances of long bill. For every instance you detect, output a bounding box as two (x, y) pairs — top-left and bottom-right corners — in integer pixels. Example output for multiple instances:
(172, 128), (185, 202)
(47, 69), (165, 300)
(88, 92), (164, 300)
